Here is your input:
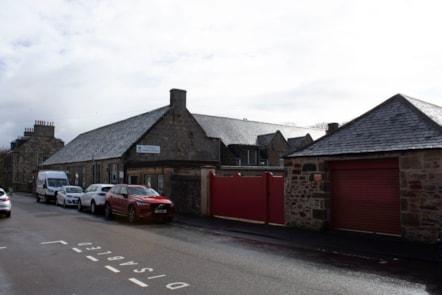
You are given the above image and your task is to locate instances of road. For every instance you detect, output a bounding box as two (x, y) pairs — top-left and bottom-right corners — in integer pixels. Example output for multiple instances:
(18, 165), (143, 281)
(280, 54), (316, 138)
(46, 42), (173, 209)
(0, 193), (440, 294)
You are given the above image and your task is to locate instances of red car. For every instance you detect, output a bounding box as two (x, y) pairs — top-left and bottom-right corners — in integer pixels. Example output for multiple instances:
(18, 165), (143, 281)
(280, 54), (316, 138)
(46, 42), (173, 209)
(104, 184), (174, 223)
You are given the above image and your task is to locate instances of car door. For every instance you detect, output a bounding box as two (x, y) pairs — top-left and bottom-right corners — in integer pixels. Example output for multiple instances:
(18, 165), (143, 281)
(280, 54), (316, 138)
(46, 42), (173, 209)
(117, 185), (130, 215)
(83, 185), (95, 206)
(108, 185), (123, 215)
(58, 187), (66, 204)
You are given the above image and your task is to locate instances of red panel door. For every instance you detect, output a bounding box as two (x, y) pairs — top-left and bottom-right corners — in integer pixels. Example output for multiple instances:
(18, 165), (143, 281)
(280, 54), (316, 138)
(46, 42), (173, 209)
(267, 174), (285, 225)
(330, 159), (400, 235)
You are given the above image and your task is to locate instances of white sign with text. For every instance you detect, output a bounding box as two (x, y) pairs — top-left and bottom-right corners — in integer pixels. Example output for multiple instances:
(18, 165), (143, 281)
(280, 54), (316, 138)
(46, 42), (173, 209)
(136, 145), (160, 154)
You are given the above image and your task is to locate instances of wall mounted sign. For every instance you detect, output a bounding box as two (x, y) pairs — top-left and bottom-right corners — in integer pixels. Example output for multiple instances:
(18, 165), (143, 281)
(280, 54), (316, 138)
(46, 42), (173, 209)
(136, 145), (160, 154)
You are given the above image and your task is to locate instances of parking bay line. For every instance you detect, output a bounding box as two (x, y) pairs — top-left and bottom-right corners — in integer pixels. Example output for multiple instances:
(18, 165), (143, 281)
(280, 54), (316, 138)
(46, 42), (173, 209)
(129, 278), (148, 287)
(105, 265), (120, 273)
(41, 240), (68, 245)
(86, 255), (98, 262)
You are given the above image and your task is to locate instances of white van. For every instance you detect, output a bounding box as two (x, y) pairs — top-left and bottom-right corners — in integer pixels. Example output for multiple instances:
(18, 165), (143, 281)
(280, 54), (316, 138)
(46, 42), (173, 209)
(36, 170), (70, 203)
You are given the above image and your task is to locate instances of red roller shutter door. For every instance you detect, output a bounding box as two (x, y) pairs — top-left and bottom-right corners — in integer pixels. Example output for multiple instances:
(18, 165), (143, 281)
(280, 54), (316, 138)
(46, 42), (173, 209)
(330, 159), (400, 235)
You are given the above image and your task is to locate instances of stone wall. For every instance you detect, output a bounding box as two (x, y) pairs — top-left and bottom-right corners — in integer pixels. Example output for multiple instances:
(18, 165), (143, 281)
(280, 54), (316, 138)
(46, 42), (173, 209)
(125, 102), (219, 164)
(5, 136), (64, 192)
(400, 150), (442, 242)
(284, 157), (328, 230)
(43, 158), (124, 189)
(265, 131), (290, 166)
(285, 150), (442, 243)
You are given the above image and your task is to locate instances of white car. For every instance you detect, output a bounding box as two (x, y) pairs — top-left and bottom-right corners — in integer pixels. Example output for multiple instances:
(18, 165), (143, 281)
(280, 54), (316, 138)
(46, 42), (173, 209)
(0, 188), (11, 217)
(78, 184), (113, 214)
(55, 185), (83, 208)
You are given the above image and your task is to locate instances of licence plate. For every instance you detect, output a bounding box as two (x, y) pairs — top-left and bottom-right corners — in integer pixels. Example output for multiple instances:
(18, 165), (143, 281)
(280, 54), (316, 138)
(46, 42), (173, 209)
(154, 209), (167, 214)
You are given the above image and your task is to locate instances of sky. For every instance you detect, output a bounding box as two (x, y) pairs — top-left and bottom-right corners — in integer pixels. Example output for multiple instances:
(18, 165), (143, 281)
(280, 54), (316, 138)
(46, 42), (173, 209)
(2, 0), (442, 148)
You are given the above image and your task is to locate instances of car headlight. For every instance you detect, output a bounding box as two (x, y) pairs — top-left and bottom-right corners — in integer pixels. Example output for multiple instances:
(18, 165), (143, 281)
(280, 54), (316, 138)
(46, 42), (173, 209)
(135, 201), (150, 206)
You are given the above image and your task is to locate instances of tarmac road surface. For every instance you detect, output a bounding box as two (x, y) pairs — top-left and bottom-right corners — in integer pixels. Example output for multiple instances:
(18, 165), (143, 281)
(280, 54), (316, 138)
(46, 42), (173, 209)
(1, 193), (441, 295)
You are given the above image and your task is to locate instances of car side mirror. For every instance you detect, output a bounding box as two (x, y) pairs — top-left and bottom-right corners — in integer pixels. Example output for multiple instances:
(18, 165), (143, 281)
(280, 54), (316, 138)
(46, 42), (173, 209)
(122, 193), (128, 198)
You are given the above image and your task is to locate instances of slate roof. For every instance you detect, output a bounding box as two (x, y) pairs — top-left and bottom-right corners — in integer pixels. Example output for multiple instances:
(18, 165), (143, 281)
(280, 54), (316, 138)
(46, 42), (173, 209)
(288, 94), (442, 157)
(193, 114), (325, 146)
(288, 136), (307, 151)
(43, 105), (326, 166)
(257, 133), (279, 146)
(44, 106), (170, 165)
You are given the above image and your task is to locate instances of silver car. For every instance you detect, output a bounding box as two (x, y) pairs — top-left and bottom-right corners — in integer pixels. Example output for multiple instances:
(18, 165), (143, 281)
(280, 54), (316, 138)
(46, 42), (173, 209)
(55, 185), (83, 208)
(0, 188), (11, 217)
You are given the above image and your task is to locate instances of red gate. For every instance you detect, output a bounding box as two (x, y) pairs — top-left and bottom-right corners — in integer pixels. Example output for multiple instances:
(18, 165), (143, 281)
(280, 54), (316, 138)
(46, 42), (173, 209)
(209, 172), (284, 225)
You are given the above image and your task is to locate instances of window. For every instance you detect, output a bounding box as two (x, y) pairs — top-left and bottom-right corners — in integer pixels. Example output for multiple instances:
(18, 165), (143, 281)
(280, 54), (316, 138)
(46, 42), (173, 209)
(144, 174), (164, 194)
(109, 164), (118, 184)
(240, 149), (257, 166)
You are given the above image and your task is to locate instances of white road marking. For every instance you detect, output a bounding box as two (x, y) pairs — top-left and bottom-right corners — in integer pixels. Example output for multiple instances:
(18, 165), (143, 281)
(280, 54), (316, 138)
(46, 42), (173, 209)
(86, 256), (98, 262)
(129, 278), (148, 287)
(105, 265), (120, 273)
(72, 248), (82, 253)
(0, 247), (6, 250)
(41, 240), (68, 245)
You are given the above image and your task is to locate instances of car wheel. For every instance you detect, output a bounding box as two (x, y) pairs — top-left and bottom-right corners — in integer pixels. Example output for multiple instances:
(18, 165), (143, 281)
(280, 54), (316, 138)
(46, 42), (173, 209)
(63, 200), (67, 208)
(128, 206), (137, 223)
(77, 200), (82, 211)
(104, 203), (113, 219)
(36, 195), (40, 203)
(90, 201), (97, 214)
(6, 211), (11, 218)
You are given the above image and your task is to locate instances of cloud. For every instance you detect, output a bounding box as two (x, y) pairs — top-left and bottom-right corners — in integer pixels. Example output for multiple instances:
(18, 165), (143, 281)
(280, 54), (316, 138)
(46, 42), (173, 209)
(1, 0), (442, 148)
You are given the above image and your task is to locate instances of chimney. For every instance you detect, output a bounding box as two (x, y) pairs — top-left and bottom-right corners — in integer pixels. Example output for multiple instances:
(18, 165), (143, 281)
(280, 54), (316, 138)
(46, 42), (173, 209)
(326, 122), (339, 134)
(170, 88), (187, 110)
(23, 127), (34, 137)
(33, 120), (55, 137)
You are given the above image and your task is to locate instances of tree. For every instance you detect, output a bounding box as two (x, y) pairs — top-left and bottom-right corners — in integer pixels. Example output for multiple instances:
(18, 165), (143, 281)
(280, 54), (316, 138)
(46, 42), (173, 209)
(0, 146), (10, 188)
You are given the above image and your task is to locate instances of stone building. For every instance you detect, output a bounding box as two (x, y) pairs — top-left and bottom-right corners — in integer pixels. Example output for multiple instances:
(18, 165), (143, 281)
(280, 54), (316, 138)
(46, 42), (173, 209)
(285, 94), (442, 243)
(3, 121), (64, 192)
(42, 88), (324, 213)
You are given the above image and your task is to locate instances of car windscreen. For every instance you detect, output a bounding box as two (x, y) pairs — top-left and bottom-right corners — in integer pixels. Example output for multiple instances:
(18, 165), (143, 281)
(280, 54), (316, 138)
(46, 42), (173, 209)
(66, 187), (82, 193)
(48, 178), (69, 187)
(128, 187), (160, 196)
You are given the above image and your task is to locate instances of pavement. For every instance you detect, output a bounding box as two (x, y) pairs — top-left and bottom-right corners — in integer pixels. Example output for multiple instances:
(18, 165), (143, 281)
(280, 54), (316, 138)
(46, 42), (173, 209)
(173, 213), (442, 264)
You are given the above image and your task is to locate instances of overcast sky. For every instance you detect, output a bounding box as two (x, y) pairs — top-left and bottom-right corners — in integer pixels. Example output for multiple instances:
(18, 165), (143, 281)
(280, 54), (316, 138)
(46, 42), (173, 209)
(2, 0), (442, 148)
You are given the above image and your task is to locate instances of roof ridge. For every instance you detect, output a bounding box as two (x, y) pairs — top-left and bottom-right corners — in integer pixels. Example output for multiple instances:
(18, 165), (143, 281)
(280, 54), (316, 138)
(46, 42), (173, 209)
(192, 113), (323, 131)
(78, 105), (170, 136)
